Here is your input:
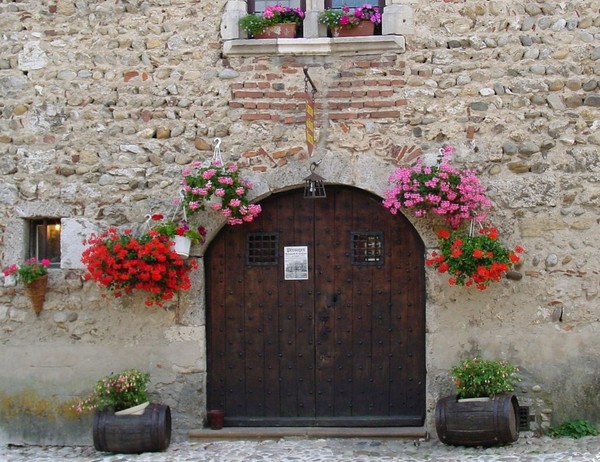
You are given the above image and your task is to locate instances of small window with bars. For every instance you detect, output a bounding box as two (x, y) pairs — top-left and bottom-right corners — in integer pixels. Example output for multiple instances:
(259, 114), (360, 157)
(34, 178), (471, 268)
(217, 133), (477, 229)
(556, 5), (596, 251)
(247, 233), (279, 266)
(351, 231), (383, 265)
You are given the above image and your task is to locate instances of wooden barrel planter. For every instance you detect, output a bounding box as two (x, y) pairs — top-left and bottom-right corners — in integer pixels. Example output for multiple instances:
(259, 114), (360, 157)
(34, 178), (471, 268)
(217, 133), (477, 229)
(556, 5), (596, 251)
(435, 393), (519, 447)
(93, 403), (171, 454)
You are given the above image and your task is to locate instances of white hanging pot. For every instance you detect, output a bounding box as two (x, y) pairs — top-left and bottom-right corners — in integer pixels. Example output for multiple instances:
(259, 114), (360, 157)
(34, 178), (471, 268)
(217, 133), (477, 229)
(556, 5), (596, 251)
(172, 235), (192, 258)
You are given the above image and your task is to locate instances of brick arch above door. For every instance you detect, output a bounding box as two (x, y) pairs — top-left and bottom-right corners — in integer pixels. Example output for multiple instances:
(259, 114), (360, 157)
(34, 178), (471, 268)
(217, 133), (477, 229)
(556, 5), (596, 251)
(234, 151), (437, 250)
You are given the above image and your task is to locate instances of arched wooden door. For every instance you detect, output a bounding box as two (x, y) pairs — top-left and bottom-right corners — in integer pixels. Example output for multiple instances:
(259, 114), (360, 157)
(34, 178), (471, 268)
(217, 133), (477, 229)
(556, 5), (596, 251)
(206, 186), (425, 426)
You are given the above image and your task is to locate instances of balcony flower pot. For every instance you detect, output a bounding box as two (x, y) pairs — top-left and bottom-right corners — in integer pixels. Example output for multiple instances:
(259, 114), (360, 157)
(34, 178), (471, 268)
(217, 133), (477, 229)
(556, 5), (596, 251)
(239, 4), (304, 39)
(332, 20), (375, 37)
(254, 23), (298, 39)
(319, 5), (380, 38)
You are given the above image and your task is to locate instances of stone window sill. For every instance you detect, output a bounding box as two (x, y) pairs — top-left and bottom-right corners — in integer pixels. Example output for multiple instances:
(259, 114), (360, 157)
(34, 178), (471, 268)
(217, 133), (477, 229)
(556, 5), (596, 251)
(222, 35), (405, 57)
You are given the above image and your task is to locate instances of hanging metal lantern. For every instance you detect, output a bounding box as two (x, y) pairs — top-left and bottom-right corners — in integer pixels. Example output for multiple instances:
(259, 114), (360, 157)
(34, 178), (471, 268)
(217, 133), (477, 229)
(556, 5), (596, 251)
(303, 161), (326, 199)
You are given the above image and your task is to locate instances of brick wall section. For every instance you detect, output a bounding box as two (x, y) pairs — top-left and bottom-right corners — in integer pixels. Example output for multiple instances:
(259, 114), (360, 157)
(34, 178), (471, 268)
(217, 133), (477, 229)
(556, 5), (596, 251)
(241, 146), (306, 172)
(229, 56), (408, 124)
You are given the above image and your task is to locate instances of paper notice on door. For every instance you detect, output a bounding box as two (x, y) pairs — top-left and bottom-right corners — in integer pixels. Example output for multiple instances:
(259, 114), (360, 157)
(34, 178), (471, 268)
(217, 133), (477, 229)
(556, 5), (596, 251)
(284, 246), (308, 280)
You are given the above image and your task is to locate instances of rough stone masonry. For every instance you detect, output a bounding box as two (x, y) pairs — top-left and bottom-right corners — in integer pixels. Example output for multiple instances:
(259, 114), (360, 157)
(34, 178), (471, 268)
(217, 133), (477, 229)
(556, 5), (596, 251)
(0, 0), (599, 445)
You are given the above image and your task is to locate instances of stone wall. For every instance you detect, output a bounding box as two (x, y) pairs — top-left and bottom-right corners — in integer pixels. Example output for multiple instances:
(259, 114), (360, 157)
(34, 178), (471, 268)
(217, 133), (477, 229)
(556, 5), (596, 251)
(0, 0), (599, 444)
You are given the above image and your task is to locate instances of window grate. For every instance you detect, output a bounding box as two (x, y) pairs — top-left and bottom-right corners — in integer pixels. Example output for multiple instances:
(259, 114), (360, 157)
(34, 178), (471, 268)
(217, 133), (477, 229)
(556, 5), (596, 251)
(518, 406), (530, 432)
(351, 232), (383, 266)
(247, 233), (279, 266)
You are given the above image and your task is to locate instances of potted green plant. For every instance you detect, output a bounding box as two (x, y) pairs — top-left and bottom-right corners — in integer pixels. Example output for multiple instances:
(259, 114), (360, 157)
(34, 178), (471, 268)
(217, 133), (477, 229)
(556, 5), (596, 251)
(426, 224), (524, 290)
(319, 3), (381, 37)
(239, 3), (304, 38)
(76, 369), (151, 414)
(75, 369), (171, 454)
(451, 357), (519, 399)
(3, 257), (51, 316)
(435, 357), (521, 447)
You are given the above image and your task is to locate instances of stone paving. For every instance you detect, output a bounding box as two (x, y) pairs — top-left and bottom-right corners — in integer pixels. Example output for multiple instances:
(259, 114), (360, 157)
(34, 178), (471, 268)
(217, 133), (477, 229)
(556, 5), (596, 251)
(3, 434), (600, 462)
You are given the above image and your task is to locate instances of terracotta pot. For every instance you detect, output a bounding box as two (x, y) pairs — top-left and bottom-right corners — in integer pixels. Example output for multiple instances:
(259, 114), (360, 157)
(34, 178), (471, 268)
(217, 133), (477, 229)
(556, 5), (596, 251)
(332, 20), (375, 37)
(207, 409), (225, 430)
(25, 274), (48, 316)
(254, 23), (297, 39)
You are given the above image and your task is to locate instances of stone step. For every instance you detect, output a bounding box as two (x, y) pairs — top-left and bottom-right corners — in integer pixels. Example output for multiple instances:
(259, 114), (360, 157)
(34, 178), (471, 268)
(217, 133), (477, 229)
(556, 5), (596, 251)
(189, 426), (428, 440)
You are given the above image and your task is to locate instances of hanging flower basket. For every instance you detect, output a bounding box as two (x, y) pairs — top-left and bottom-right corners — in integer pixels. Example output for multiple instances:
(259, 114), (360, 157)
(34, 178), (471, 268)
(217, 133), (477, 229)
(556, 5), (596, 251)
(426, 224), (524, 290)
(383, 145), (492, 229)
(181, 160), (262, 226)
(81, 228), (198, 307)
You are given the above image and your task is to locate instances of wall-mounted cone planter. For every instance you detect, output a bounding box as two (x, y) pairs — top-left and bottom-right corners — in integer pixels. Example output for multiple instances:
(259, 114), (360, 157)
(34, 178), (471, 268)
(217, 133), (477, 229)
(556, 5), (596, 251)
(25, 274), (48, 316)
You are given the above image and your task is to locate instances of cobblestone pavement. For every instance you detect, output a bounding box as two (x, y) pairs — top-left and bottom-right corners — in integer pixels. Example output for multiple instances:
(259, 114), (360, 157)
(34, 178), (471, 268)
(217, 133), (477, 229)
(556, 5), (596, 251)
(3, 434), (600, 462)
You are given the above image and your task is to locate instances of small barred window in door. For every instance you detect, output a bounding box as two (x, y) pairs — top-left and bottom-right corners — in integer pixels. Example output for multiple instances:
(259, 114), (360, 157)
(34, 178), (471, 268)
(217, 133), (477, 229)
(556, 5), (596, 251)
(247, 233), (279, 265)
(351, 231), (383, 265)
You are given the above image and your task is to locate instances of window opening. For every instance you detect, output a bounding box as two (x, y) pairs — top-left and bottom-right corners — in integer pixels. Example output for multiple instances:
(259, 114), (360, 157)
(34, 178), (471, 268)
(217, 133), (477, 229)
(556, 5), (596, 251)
(351, 231), (383, 265)
(249, 0), (305, 14)
(247, 233), (279, 266)
(29, 218), (61, 266)
(327, 0), (384, 8)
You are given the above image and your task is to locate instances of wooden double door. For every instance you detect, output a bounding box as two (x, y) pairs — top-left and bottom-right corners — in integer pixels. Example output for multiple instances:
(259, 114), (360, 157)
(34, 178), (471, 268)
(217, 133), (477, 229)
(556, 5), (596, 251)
(206, 186), (425, 426)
